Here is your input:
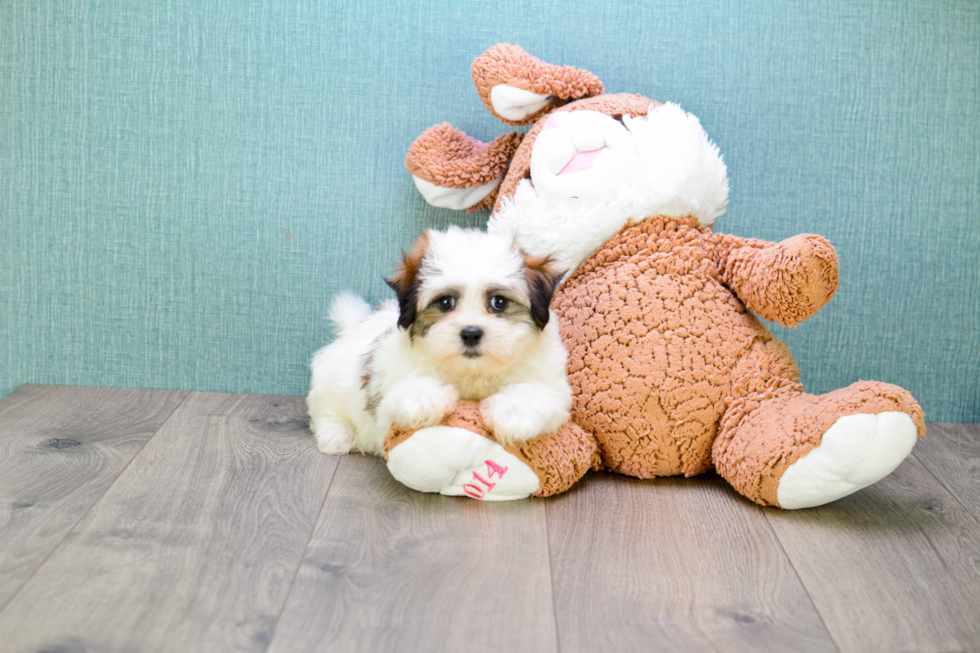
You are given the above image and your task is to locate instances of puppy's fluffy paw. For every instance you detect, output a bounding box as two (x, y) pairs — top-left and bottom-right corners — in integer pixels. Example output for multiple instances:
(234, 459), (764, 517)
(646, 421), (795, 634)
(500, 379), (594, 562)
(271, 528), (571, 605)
(480, 390), (568, 445)
(382, 377), (460, 430)
(311, 417), (356, 455)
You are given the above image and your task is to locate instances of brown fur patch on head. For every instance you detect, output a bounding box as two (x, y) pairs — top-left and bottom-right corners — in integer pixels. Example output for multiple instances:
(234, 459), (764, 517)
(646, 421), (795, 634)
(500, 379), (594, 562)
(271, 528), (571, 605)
(385, 232), (430, 331)
(523, 253), (564, 329)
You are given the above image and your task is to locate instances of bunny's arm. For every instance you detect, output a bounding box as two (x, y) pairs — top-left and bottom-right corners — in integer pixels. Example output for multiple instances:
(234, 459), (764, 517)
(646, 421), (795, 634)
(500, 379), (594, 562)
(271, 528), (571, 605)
(707, 232), (839, 327)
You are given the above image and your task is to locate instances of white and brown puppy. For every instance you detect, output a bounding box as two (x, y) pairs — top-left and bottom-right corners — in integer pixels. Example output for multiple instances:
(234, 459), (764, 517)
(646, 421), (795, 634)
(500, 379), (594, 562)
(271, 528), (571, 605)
(307, 226), (571, 456)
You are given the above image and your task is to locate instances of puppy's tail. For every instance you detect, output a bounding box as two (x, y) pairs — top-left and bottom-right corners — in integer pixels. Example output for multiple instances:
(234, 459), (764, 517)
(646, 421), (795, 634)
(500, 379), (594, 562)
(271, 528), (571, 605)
(328, 293), (373, 337)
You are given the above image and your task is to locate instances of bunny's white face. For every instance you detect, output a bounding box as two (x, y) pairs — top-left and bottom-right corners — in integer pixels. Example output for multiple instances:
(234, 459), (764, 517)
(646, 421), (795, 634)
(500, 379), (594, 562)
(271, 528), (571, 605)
(528, 110), (637, 205)
(489, 103), (730, 277)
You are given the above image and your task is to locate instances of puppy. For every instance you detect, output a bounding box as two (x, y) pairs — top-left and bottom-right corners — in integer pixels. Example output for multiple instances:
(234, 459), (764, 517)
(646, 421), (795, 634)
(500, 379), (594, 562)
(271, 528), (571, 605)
(307, 226), (571, 456)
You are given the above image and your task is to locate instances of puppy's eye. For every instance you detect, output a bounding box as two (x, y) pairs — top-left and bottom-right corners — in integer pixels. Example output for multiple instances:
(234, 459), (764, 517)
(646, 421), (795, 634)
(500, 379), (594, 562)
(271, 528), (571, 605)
(436, 295), (455, 312)
(489, 296), (509, 313)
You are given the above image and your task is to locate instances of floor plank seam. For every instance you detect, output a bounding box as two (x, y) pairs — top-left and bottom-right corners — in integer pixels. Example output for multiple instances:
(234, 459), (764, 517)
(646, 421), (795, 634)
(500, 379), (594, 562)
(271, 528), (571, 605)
(763, 511), (843, 653)
(543, 503), (563, 653)
(910, 452), (980, 528)
(0, 389), (192, 617)
(262, 452), (344, 653)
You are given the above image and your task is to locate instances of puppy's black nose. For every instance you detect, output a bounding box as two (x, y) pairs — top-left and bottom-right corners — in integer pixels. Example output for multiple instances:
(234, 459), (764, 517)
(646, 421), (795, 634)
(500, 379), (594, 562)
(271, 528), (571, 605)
(460, 326), (484, 347)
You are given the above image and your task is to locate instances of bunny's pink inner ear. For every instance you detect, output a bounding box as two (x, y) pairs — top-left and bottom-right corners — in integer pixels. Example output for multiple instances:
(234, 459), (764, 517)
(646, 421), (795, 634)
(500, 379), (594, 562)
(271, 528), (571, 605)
(406, 124), (523, 211)
(472, 44), (605, 125)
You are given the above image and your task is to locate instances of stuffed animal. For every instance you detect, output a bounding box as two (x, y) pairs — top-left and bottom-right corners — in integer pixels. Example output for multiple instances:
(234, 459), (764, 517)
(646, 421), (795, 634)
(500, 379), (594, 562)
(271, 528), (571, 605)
(387, 44), (924, 508)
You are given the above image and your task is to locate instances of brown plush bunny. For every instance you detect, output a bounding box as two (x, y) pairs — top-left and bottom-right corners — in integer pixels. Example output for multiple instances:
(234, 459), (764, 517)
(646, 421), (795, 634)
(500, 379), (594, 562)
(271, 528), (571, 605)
(387, 44), (924, 508)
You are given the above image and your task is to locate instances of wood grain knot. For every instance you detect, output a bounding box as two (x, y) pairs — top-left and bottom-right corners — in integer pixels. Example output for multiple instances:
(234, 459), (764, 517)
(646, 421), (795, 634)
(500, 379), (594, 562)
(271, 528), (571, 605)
(44, 438), (82, 450)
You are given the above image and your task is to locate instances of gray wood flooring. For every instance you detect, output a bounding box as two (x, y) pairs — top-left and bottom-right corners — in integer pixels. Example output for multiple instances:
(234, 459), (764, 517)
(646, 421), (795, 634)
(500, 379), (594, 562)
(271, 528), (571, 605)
(0, 385), (977, 653)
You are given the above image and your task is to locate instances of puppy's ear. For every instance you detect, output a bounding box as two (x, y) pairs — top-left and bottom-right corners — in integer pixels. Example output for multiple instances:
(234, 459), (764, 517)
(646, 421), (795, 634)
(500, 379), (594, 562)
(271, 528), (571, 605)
(385, 233), (430, 331)
(523, 253), (565, 330)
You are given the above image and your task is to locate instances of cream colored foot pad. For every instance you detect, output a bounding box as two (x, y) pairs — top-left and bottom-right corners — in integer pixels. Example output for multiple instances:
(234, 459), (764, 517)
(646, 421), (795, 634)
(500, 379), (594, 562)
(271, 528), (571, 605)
(387, 426), (539, 501)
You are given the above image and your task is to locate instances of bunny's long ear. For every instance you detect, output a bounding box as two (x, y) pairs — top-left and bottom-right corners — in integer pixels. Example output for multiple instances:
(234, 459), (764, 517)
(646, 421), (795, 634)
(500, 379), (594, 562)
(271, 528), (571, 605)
(472, 44), (604, 125)
(406, 123), (523, 212)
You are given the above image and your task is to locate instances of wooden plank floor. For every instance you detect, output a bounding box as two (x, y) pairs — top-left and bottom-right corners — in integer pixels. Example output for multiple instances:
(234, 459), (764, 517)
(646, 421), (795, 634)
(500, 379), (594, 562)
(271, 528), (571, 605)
(0, 385), (977, 653)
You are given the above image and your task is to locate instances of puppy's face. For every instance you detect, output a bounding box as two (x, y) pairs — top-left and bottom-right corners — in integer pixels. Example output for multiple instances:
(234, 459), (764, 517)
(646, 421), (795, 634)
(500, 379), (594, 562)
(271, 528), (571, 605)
(386, 227), (563, 379)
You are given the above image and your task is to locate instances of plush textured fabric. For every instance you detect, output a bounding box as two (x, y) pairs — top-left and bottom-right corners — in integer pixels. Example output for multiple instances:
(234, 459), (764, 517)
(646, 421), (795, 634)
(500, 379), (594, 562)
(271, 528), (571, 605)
(556, 216), (801, 479)
(712, 233), (839, 327)
(385, 400), (600, 497)
(471, 44), (605, 125)
(405, 125), (523, 211)
(555, 215), (924, 504)
(0, 1), (977, 422)
(393, 43), (928, 506)
(405, 125), (523, 189)
(714, 381), (924, 506)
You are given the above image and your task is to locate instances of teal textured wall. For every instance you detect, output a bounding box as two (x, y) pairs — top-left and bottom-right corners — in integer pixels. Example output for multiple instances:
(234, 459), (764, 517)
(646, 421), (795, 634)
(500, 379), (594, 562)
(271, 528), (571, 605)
(1, 1), (977, 421)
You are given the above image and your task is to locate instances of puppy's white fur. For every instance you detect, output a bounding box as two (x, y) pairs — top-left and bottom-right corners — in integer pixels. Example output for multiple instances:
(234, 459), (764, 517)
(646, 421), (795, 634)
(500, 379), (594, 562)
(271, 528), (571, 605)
(307, 227), (571, 456)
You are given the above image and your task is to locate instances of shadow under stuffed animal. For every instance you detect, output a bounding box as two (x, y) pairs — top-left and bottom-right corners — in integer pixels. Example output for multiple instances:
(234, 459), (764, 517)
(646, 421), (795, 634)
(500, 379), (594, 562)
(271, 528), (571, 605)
(386, 44), (924, 508)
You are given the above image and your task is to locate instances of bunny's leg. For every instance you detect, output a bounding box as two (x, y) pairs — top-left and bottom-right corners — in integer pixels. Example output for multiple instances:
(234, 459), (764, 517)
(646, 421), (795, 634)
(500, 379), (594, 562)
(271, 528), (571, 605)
(712, 340), (924, 508)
